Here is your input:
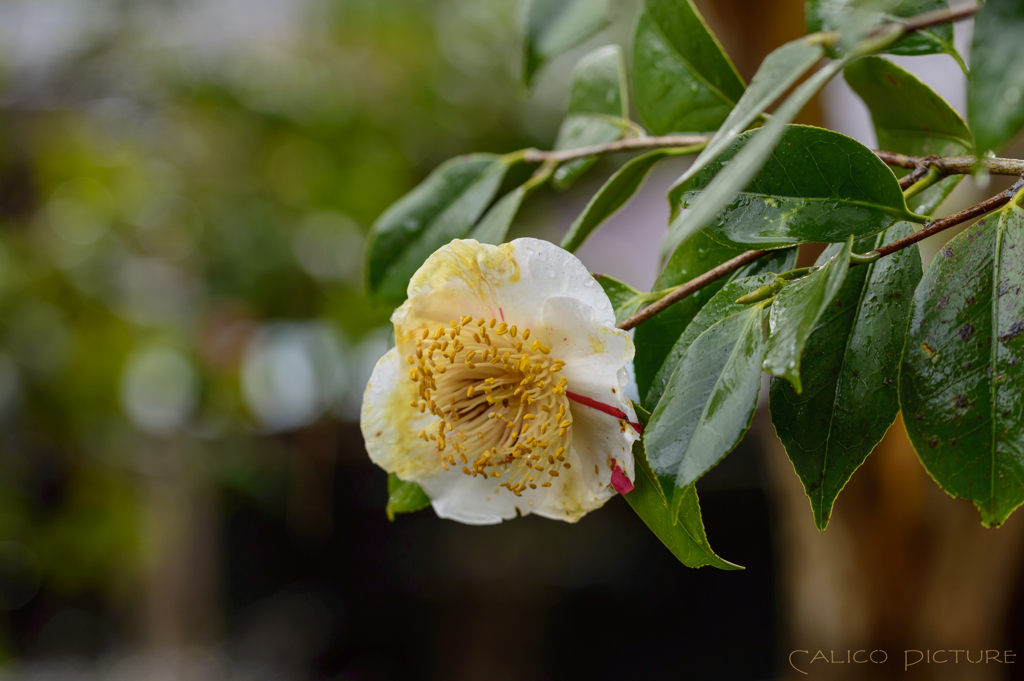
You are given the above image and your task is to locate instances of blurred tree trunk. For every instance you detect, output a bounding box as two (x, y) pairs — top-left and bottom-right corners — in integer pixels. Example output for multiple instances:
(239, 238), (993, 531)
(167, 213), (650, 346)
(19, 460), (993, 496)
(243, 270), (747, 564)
(693, 1), (1024, 678)
(141, 443), (222, 650)
(755, 409), (1024, 680)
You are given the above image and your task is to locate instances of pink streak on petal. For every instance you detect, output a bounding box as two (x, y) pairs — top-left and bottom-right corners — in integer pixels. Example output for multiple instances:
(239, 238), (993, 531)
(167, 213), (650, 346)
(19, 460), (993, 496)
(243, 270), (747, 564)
(610, 459), (634, 495)
(565, 391), (642, 434)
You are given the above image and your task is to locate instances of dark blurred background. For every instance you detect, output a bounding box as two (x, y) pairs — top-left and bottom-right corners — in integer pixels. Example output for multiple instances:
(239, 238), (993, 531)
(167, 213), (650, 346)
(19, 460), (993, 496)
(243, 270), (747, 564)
(0, 0), (775, 677)
(1, 0), (1023, 679)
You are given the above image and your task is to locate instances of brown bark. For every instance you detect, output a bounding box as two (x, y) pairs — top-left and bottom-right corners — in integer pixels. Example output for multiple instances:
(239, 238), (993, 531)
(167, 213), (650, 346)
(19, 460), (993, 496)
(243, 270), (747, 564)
(756, 409), (1024, 680)
(141, 442), (222, 649)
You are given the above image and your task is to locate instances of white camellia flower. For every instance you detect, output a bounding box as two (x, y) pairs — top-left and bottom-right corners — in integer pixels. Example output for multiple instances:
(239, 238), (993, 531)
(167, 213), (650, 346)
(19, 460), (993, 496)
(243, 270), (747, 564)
(361, 238), (640, 524)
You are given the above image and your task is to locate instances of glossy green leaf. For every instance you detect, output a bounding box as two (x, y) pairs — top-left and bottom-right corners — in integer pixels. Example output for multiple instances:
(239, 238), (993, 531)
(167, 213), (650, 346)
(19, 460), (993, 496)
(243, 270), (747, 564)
(561, 147), (695, 253)
(769, 224), (921, 530)
(366, 154), (509, 303)
(672, 124), (915, 251)
(883, 0), (955, 57)
(645, 279), (769, 502)
(635, 240), (796, 403)
(647, 273), (777, 409)
(471, 186), (526, 245)
(845, 56), (971, 215)
(594, 273), (644, 324)
(523, 0), (610, 87)
(968, 0), (1024, 155)
(806, 0), (955, 57)
(667, 37), (826, 209)
(624, 439), (742, 569)
(763, 237), (854, 393)
(631, 0), (745, 135)
(899, 204), (1024, 527)
(386, 473), (431, 521)
(552, 45), (629, 190)
(662, 57), (853, 257)
(473, 164), (557, 245)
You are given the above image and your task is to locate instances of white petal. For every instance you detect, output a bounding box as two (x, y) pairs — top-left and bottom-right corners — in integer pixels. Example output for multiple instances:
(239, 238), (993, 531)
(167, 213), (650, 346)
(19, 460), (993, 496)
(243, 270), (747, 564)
(534, 408), (634, 522)
(400, 238), (614, 338)
(535, 295), (638, 521)
(419, 468), (535, 525)
(542, 295), (638, 427)
(360, 347), (444, 480)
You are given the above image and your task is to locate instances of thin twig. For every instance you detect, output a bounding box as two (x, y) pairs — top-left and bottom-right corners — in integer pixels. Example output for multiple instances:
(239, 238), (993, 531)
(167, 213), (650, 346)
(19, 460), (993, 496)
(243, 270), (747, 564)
(523, 136), (1024, 177)
(616, 250), (767, 331)
(898, 164), (931, 190)
(874, 150), (1024, 177)
(886, 2), (978, 34)
(523, 136), (710, 164)
(872, 177), (1024, 259)
(616, 178), (1024, 331)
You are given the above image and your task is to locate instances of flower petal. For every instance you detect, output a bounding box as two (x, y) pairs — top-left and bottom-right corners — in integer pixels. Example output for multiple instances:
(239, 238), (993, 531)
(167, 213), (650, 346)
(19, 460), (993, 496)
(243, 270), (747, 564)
(534, 295), (638, 521)
(400, 238), (614, 339)
(542, 295), (638, 426)
(360, 347), (444, 480)
(419, 468), (533, 525)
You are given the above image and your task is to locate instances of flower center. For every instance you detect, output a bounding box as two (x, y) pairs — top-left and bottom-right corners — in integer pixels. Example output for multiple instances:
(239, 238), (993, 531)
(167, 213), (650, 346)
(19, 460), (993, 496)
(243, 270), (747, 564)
(406, 315), (573, 496)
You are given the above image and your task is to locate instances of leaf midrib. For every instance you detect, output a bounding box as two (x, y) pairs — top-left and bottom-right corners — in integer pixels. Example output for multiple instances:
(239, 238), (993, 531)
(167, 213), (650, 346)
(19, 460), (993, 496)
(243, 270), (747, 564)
(988, 209), (1006, 517)
(719, 190), (910, 219)
(677, 306), (759, 486)
(643, 10), (739, 113)
(815, 237), (878, 524)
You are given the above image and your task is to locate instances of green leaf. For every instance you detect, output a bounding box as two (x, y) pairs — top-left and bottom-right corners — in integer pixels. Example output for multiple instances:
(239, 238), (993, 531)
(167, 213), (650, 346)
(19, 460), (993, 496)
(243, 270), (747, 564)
(845, 56), (971, 215)
(473, 164), (557, 245)
(769, 224), (922, 530)
(645, 280), (769, 501)
(366, 154), (510, 303)
(594, 273), (644, 324)
(667, 37), (826, 210)
(899, 204), (1024, 527)
(634, 240), (796, 403)
(968, 0), (1024, 155)
(763, 236), (854, 393)
(552, 45), (629, 190)
(523, 0), (610, 87)
(624, 439), (742, 569)
(646, 273), (777, 409)
(631, 0), (745, 135)
(471, 186), (526, 245)
(672, 124), (915, 251)
(561, 147), (696, 253)
(883, 0), (954, 57)
(806, 0), (955, 57)
(386, 473), (431, 521)
(662, 57), (853, 257)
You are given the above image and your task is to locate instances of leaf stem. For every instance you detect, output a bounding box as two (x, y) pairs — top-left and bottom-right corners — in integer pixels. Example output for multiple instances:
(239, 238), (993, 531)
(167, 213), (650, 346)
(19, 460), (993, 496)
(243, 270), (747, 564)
(897, 164), (932, 190)
(522, 160), (557, 191)
(902, 166), (944, 201)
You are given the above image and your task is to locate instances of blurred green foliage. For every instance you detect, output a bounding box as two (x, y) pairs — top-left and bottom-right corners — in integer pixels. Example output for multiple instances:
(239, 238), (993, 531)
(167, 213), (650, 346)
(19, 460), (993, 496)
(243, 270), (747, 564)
(0, 0), (551, 631)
